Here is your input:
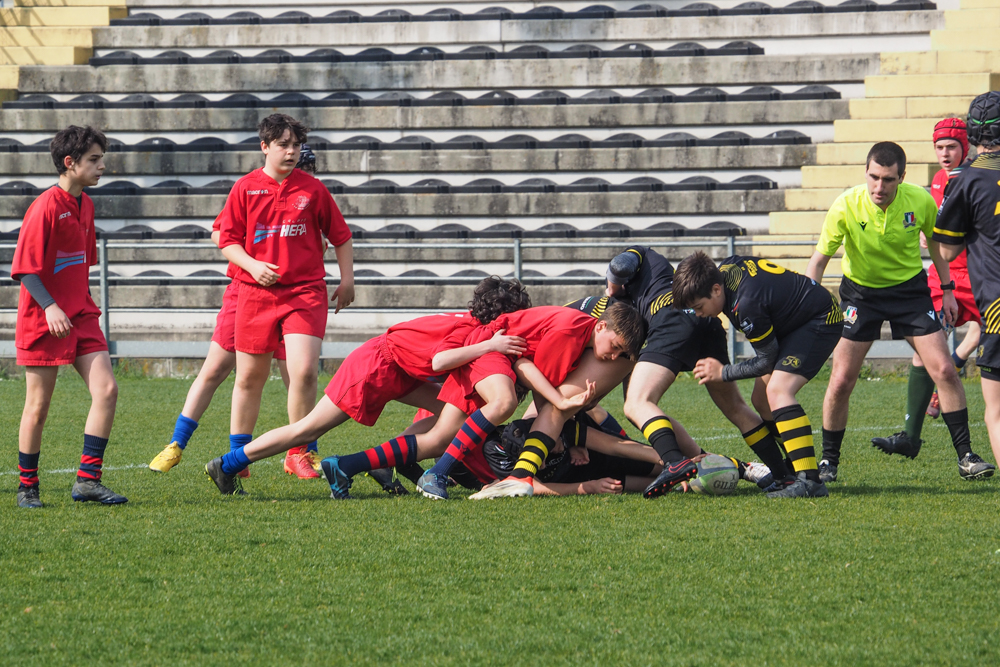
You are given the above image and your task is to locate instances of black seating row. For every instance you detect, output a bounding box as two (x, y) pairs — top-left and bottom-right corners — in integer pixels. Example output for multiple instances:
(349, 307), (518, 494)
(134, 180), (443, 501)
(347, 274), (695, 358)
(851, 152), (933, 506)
(0, 221), (745, 241)
(89, 41), (763, 66)
(4, 86), (838, 110)
(0, 175), (777, 196)
(111, 0), (936, 26)
(0, 130), (811, 153)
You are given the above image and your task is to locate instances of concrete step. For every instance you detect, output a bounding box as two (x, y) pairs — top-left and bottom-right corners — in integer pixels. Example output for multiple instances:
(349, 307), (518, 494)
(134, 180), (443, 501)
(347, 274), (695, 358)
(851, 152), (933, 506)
(0, 6), (125, 25)
(931, 28), (1000, 50)
(0, 99), (849, 132)
(0, 189), (787, 219)
(784, 188), (845, 211)
(769, 210), (826, 235)
(15, 0), (125, 5)
(0, 46), (90, 65)
(848, 96), (972, 120)
(880, 50), (1000, 75)
(0, 145), (817, 176)
(960, 0), (1000, 8)
(802, 163), (935, 189)
(833, 117), (939, 143)
(15, 53), (881, 94)
(90, 12), (943, 50)
(817, 141), (936, 165)
(944, 8), (1000, 29)
(0, 26), (93, 47)
(863, 72), (1000, 98)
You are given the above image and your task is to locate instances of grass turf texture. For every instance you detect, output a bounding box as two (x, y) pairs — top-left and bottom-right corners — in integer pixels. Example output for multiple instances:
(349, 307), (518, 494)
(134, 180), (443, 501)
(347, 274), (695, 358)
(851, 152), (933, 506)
(1, 372), (999, 665)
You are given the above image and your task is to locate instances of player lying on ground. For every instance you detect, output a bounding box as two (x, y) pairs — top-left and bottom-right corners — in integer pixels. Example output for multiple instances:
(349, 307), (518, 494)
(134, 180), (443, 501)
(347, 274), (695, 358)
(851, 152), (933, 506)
(806, 141), (994, 482)
(151, 147), (322, 478)
(12, 126), (127, 508)
(672, 252), (843, 499)
(933, 91), (1000, 471)
(204, 277), (531, 495)
(401, 302), (643, 500)
(215, 113), (355, 481)
(871, 118), (983, 460)
(581, 246), (794, 498)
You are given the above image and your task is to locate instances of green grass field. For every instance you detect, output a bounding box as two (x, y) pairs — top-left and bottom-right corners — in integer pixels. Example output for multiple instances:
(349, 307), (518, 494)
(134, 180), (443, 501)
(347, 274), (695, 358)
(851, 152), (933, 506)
(1, 371), (998, 666)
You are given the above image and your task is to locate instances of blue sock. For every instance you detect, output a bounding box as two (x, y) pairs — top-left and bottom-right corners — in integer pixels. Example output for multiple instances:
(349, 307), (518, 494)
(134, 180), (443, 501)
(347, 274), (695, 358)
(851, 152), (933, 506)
(306, 440), (318, 453)
(952, 351), (967, 369)
(220, 447), (252, 476)
(599, 412), (627, 438)
(171, 414), (199, 450)
(427, 410), (495, 477)
(229, 433), (251, 451)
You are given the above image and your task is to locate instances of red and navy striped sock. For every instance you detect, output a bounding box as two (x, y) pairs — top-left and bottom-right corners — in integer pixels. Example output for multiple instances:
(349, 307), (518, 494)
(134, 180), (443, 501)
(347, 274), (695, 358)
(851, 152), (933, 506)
(78, 434), (108, 482)
(18, 451), (39, 489)
(426, 410), (496, 477)
(338, 434), (418, 478)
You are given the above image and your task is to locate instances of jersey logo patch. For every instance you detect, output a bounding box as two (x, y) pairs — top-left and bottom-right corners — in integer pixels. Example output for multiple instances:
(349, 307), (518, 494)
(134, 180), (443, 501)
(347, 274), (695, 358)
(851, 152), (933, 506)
(844, 305), (858, 324)
(293, 195), (311, 211)
(904, 212), (916, 228)
(58, 211), (72, 220)
(858, 221), (867, 231)
(927, 310), (936, 321)
(780, 356), (801, 368)
(740, 318), (753, 333)
(54, 250), (86, 274)
(253, 223), (281, 244)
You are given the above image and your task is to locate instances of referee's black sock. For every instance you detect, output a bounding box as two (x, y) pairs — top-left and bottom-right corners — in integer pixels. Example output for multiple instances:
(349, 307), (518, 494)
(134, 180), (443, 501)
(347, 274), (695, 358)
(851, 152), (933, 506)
(641, 416), (685, 464)
(742, 422), (789, 481)
(942, 408), (973, 459)
(821, 428), (846, 466)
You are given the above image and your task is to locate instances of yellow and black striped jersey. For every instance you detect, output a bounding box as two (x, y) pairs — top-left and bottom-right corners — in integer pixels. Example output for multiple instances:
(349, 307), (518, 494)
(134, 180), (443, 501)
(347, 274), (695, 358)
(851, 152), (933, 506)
(608, 245), (675, 323)
(720, 255), (842, 349)
(933, 152), (1000, 328)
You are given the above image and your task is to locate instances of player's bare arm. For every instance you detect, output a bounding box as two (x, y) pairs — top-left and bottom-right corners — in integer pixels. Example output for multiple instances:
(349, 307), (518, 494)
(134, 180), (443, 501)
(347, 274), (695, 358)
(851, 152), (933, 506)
(805, 250), (833, 283)
(331, 237), (354, 313)
(220, 243), (280, 286)
(927, 239), (958, 324)
(514, 357), (596, 411)
(430, 329), (527, 373)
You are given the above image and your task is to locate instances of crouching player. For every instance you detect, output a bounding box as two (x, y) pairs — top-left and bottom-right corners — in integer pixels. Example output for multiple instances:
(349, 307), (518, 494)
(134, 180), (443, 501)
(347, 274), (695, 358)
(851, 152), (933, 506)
(671, 252), (843, 498)
(12, 126), (126, 507)
(204, 277), (530, 494)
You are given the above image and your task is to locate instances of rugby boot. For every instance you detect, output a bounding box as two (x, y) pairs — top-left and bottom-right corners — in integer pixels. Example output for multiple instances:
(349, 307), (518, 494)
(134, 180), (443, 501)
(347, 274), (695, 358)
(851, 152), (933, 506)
(17, 486), (42, 509)
(958, 452), (996, 480)
(149, 442), (183, 473)
(642, 459), (698, 499)
(71, 479), (128, 504)
(818, 459), (838, 483)
(205, 457), (246, 496)
(871, 431), (922, 459)
(468, 477), (534, 500)
(320, 456), (353, 499)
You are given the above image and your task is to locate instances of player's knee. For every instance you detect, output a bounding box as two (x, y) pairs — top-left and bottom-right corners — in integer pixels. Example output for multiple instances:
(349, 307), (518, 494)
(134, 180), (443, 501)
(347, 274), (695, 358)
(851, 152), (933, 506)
(93, 376), (118, 405)
(622, 396), (646, 422)
(23, 399), (50, 425)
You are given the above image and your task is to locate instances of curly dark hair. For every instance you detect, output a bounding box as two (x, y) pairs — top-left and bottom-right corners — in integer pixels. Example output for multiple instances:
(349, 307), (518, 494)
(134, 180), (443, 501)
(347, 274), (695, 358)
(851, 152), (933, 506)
(469, 276), (531, 324)
(50, 126), (107, 174)
(258, 113), (308, 145)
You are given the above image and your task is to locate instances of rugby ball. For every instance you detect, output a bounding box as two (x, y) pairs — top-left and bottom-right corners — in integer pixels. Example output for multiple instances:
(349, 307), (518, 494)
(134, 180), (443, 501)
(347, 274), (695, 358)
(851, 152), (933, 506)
(688, 454), (739, 496)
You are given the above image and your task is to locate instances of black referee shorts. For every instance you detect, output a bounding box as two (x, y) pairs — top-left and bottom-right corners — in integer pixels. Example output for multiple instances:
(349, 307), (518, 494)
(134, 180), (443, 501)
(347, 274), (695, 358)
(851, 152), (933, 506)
(839, 272), (941, 342)
(639, 307), (730, 374)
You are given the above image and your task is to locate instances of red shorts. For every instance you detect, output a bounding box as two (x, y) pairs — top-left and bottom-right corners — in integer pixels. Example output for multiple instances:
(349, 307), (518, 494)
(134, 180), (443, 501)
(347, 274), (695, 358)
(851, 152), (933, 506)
(17, 311), (108, 366)
(235, 280), (327, 354)
(929, 270), (982, 327)
(213, 281), (285, 359)
(324, 334), (425, 426)
(437, 351), (515, 415)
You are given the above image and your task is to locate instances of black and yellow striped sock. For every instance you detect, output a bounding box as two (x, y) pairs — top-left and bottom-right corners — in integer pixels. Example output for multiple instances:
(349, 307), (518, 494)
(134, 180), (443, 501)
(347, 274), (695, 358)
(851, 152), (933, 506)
(741, 422), (789, 481)
(510, 432), (555, 480)
(773, 404), (819, 482)
(641, 416), (684, 463)
(764, 419), (795, 476)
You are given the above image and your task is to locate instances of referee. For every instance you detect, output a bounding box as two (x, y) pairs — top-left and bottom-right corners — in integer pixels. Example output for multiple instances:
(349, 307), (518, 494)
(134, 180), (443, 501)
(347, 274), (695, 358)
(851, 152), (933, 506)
(933, 91), (1000, 475)
(805, 141), (994, 481)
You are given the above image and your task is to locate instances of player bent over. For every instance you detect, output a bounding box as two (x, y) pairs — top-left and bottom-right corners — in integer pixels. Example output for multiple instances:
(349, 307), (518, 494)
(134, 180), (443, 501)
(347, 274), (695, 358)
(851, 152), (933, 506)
(204, 277), (530, 494)
(933, 91), (1000, 470)
(11, 126), (126, 507)
(212, 114), (354, 483)
(600, 246), (792, 497)
(672, 252), (842, 498)
(872, 118), (982, 457)
(806, 141), (994, 481)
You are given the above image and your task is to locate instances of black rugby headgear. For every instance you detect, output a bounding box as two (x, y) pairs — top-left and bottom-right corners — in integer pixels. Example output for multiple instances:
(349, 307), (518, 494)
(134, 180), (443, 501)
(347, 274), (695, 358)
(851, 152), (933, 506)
(967, 92), (1000, 147)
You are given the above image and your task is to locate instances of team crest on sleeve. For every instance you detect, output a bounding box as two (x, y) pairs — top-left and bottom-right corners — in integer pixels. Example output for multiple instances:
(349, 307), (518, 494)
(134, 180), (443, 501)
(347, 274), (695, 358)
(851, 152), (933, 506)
(903, 212), (916, 228)
(844, 305), (858, 324)
(740, 318), (753, 333)
(293, 195), (311, 211)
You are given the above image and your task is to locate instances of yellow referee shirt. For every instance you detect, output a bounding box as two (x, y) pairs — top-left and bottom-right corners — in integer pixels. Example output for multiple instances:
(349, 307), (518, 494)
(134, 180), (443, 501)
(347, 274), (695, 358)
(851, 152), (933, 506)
(816, 182), (938, 289)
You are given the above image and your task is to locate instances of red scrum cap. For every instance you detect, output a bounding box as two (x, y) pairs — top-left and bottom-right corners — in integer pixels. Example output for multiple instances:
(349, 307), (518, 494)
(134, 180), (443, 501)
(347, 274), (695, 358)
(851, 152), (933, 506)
(933, 117), (969, 162)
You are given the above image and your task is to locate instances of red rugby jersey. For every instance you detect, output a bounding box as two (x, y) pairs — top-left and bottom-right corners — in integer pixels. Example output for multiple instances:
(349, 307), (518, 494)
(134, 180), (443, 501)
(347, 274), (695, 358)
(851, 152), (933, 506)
(212, 210), (237, 279)
(217, 168), (352, 285)
(385, 312), (478, 381)
(488, 306), (597, 386)
(11, 186), (101, 347)
(930, 167), (968, 273)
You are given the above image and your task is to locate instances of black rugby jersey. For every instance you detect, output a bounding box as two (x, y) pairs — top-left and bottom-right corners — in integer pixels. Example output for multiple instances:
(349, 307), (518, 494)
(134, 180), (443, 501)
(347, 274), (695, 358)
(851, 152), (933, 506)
(933, 152), (1000, 334)
(607, 246), (675, 321)
(563, 295), (619, 319)
(720, 255), (842, 349)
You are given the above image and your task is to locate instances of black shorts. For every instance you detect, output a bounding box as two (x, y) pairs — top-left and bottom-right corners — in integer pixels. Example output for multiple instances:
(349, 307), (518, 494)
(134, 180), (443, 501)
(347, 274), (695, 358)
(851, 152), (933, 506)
(640, 307), (730, 374)
(976, 333), (1000, 382)
(562, 450), (655, 484)
(839, 272), (941, 342)
(774, 314), (842, 380)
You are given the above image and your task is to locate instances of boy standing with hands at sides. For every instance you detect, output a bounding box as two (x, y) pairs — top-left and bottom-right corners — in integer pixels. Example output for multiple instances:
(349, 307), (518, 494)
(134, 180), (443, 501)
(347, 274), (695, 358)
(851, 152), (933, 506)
(211, 114), (354, 483)
(12, 125), (126, 508)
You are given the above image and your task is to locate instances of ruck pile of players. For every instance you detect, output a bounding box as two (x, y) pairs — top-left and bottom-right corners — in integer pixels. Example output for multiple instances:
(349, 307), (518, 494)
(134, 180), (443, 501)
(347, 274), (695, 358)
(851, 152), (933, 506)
(13, 92), (1000, 509)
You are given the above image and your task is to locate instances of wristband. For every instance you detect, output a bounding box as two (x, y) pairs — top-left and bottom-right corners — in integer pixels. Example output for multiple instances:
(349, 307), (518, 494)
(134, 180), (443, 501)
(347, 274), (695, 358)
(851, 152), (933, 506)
(940, 280), (956, 291)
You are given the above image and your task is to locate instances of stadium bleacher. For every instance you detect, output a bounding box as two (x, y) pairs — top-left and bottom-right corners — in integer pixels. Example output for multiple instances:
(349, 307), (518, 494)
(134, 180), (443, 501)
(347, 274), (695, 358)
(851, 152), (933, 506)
(0, 0), (973, 346)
